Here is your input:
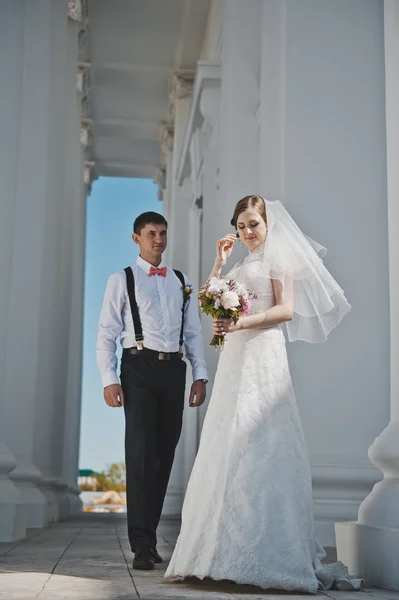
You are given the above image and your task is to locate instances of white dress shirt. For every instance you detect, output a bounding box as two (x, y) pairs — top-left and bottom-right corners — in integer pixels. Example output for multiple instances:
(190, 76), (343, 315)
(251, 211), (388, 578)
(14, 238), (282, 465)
(97, 255), (208, 388)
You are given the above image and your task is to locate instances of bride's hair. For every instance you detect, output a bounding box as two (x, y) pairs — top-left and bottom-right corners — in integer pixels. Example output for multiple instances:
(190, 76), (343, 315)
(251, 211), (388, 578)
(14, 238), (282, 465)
(230, 195), (267, 233)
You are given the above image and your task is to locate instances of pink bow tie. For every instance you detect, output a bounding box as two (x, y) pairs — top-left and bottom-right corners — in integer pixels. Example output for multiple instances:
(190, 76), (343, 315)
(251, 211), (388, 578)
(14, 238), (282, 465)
(148, 266), (167, 277)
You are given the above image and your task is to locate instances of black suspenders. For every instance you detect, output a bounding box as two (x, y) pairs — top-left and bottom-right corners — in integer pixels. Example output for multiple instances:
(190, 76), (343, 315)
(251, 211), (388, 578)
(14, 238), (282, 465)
(124, 266), (187, 351)
(124, 266), (144, 350)
(173, 269), (186, 349)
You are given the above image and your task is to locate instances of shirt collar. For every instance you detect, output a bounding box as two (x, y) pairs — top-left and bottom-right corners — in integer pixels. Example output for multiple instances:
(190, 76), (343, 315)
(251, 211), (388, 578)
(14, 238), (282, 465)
(135, 255), (166, 275)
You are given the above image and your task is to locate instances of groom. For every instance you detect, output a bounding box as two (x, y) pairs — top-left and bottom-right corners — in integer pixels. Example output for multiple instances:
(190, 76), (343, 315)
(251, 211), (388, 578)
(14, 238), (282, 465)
(96, 211), (208, 571)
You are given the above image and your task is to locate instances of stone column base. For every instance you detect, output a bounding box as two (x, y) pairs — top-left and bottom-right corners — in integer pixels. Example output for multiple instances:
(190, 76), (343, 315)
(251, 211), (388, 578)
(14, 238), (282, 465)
(38, 480), (59, 523)
(335, 521), (399, 591)
(66, 485), (83, 516)
(13, 483), (48, 529)
(0, 479), (26, 542)
(9, 461), (48, 529)
(53, 482), (71, 520)
(0, 443), (26, 541)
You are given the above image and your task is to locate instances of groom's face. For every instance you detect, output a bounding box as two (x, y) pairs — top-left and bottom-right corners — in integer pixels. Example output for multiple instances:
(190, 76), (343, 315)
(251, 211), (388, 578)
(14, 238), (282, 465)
(133, 223), (168, 260)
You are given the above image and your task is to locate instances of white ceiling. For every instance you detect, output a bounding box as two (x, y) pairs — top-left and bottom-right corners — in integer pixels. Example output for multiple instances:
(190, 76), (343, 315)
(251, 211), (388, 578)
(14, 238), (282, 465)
(89, 0), (211, 180)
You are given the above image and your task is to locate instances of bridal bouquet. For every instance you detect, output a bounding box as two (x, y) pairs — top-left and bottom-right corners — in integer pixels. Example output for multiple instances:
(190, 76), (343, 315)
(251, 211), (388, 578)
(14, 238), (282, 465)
(198, 277), (256, 347)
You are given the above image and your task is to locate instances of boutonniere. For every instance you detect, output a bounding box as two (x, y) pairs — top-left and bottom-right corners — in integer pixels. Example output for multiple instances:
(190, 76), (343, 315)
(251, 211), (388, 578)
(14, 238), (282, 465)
(183, 284), (193, 303)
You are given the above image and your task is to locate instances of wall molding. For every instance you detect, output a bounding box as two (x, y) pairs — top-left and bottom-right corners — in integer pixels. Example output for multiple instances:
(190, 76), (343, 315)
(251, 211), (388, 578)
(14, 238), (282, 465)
(176, 60), (221, 184)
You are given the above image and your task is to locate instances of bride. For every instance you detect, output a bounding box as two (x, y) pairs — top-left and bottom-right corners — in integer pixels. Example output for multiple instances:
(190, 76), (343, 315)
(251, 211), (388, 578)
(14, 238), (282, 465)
(165, 195), (361, 593)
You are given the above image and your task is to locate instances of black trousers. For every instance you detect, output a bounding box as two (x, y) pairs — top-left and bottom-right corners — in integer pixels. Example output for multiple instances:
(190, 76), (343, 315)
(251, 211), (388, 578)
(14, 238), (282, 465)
(121, 352), (186, 552)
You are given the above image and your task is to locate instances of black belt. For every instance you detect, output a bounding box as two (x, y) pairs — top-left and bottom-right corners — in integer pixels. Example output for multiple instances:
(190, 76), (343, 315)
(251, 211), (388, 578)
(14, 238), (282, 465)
(123, 347), (183, 361)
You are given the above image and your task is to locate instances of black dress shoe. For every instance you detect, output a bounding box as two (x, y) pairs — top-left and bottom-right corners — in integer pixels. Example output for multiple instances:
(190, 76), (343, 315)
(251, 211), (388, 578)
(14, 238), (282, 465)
(149, 547), (163, 564)
(133, 548), (155, 570)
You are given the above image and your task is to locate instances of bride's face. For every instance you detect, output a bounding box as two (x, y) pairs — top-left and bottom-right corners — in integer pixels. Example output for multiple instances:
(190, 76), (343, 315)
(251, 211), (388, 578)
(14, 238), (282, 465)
(236, 208), (267, 252)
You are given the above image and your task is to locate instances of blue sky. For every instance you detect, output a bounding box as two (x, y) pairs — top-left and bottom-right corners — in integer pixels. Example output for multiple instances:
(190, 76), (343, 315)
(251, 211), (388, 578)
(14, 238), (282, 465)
(79, 177), (160, 473)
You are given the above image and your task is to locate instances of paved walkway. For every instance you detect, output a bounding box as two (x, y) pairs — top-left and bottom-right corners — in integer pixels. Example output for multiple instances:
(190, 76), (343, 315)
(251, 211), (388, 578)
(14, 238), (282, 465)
(0, 513), (397, 600)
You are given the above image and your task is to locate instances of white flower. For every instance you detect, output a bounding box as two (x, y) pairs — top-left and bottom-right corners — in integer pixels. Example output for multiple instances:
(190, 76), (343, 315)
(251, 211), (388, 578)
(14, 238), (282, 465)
(214, 298), (221, 309)
(236, 283), (248, 297)
(221, 291), (240, 310)
(207, 277), (229, 294)
(218, 279), (229, 292)
(207, 277), (219, 287)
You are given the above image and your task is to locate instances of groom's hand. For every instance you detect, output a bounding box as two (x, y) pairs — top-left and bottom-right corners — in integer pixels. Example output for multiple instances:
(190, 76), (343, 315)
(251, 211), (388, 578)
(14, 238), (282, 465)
(189, 380), (207, 407)
(104, 384), (124, 407)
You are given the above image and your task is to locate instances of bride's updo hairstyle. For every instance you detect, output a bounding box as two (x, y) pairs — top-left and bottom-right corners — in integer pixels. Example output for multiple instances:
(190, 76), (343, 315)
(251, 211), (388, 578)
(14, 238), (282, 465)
(230, 195), (267, 237)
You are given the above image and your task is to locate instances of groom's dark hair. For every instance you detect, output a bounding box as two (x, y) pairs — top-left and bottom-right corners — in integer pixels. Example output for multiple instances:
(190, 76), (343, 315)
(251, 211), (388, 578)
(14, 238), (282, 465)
(133, 211), (168, 234)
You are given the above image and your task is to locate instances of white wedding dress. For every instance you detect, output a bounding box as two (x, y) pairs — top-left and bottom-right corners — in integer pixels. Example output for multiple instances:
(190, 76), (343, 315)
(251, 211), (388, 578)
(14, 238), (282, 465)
(165, 246), (362, 593)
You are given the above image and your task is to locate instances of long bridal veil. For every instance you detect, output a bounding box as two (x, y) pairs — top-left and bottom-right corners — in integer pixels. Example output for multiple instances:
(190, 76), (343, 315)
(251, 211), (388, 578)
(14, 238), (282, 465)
(262, 199), (351, 343)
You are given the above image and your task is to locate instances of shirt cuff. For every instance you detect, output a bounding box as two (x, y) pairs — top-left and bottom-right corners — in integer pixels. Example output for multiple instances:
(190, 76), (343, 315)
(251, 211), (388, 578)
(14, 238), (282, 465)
(102, 371), (120, 388)
(192, 367), (209, 383)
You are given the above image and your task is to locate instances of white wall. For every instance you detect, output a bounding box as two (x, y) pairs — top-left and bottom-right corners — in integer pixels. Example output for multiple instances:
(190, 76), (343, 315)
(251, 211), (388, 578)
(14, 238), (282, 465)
(165, 0), (389, 545)
(280, 0), (389, 541)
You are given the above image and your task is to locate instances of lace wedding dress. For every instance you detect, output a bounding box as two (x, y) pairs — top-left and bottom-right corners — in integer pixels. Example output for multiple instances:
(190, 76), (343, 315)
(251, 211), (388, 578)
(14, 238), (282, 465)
(165, 246), (362, 593)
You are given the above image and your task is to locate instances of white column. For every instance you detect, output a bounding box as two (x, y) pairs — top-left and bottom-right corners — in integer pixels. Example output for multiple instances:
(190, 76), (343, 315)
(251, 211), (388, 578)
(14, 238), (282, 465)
(62, 166), (86, 514)
(335, 1), (399, 589)
(1, 0), (67, 535)
(170, 84), (199, 493)
(182, 197), (203, 484)
(159, 140), (174, 266)
(198, 85), (222, 431)
(60, 16), (85, 517)
(169, 60), (222, 440)
(212, 5), (262, 434)
(164, 76), (192, 269)
(218, 0), (261, 213)
(40, 0), (73, 521)
(198, 0), (261, 431)
(152, 138), (186, 515)
(62, 175), (86, 515)
(2, 1), (72, 527)
(0, 0), (28, 542)
(163, 80), (194, 513)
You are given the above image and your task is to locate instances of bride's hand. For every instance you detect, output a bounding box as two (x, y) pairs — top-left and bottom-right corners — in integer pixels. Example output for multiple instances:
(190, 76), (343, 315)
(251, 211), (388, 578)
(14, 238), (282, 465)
(212, 318), (236, 335)
(216, 234), (236, 263)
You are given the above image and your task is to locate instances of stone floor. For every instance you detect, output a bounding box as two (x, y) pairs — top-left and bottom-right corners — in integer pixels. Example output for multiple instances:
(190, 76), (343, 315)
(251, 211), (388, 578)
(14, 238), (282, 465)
(0, 513), (398, 600)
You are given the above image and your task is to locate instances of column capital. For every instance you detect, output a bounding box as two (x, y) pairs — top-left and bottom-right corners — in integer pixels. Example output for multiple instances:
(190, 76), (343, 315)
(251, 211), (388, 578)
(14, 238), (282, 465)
(70, 0), (90, 64)
(171, 74), (194, 98)
(154, 167), (166, 201)
(68, 0), (82, 22)
(68, 0), (88, 23)
(78, 64), (92, 120)
(70, 3), (93, 193)
(155, 167), (166, 189)
(80, 120), (92, 147)
(77, 62), (91, 95)
(168, 72), (195, 117)
(84, 160), (96, 195)
(159, 124), (174, 167)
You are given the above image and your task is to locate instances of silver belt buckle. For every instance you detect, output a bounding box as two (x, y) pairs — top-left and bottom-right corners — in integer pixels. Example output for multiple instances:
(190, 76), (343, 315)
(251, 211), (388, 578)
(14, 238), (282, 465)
(158, 352), (167, 361)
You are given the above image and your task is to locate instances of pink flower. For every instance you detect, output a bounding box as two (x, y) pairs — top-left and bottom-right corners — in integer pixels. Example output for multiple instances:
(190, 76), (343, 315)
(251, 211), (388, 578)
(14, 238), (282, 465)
(241, 299), (250, 314)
